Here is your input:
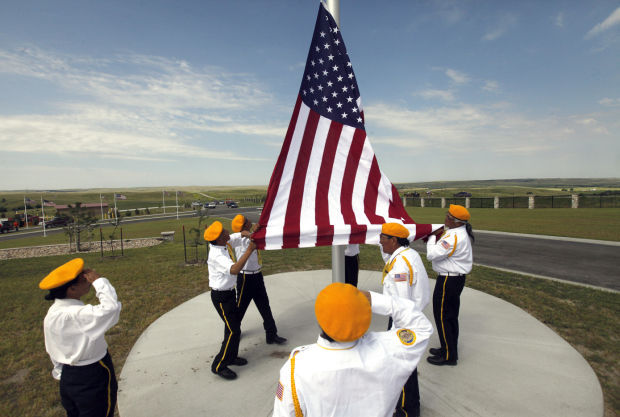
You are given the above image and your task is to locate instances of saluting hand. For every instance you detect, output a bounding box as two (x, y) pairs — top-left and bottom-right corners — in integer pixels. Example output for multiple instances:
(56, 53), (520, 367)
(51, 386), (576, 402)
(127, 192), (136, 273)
(83, 269), (102, 283)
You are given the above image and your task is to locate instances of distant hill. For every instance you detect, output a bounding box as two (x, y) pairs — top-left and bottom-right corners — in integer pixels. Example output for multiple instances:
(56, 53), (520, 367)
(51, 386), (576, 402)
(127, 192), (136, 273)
(396, 178), (620, 190)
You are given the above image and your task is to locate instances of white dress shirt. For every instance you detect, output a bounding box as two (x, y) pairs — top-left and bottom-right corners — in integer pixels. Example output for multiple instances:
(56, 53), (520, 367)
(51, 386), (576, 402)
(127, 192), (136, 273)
(43, 278), (121, 380)
(426, 225), (473, 275)
(207, 244), (236, 290)
(382, 246), (430, 313)
(344, 244), (360, 257)
(229, 233), (261, 273)
(272, 292), (433, 417)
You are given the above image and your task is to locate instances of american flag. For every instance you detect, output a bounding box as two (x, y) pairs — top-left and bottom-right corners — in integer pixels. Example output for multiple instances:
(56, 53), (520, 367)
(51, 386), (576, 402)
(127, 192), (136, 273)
(115, 193), (127, 200)
(253, 3), (431, 250)
(43, 199), (55, 207)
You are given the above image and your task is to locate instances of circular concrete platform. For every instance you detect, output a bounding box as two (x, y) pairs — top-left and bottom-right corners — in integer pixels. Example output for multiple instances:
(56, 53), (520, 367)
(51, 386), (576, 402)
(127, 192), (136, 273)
(118, 270), (603, 417)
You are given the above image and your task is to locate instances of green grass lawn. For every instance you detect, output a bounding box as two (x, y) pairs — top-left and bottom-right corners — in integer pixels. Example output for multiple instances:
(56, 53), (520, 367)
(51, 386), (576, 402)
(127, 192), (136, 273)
(406, 207), (620, 241)
(0, 215), (618, 416)
(2, 207), (619, 252)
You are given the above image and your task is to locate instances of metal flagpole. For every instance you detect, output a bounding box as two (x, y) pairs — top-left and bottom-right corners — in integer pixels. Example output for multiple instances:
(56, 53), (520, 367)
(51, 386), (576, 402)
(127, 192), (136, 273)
(325, 0), (345, 284)
(114, 193), (118, 221)
(41, 196), (46, 237)
(175, 190), (179, 220)
(23, 196), (29, 229)
(162, 190), (166, 214)
(99, 193), (104, 221)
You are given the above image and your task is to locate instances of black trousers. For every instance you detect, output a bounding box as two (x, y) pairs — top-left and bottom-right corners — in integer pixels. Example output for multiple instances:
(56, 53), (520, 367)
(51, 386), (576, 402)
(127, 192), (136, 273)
(432, 274), (466, 361)
(59, 351), (117, 417)
(211, 289), (241, 373)
(388, 318), (419, 415)
(236, 272), (277, 337)
(344, 254), (359, 287)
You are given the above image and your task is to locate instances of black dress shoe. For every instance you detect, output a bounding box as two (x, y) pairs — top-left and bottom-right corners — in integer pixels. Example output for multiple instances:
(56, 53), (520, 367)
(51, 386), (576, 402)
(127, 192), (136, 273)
(266, 335), (287, 345)
(231, 357), (248, 366)
(213, 367), (237, 380)
(429, 347), (444, 356)
(427, 356), (457, 366)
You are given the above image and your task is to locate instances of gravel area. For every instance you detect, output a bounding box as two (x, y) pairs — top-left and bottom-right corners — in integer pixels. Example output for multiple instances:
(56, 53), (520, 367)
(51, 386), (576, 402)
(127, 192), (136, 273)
(0, 238), (164, 260)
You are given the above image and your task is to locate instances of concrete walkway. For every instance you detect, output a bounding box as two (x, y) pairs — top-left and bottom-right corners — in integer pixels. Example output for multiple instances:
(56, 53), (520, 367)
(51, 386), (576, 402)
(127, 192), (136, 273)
(118, 270), (603, 417)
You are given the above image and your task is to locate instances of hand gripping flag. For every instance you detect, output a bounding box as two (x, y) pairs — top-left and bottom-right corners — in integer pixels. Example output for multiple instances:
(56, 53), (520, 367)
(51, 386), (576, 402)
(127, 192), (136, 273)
(253, 3), (432, 250)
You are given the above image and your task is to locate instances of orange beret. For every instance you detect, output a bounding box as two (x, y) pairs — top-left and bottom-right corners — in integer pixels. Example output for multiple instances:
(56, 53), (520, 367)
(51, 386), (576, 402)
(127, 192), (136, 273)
(449, 204), (471, 221)
(231, 215), (245, 233)
(204, 221), (223, 241)
(315, 283), (371, 342)
(39, 258), (84, 290)
(381, 222), (409, 239)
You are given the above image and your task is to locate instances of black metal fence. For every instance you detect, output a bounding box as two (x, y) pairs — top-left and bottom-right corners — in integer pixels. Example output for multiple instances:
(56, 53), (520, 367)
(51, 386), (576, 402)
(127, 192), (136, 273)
(404, 195), (620, 208)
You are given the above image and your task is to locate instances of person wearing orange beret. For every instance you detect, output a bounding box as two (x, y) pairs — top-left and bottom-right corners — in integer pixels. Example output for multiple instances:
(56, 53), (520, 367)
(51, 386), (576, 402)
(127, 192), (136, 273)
(426, 204), (474, 366)
(205, 220), (257, 380)
(272, 283), (433, 417)
(39, 258), (121, 417)
(228, 214), (287, 345)
(379, 222), (430, 417)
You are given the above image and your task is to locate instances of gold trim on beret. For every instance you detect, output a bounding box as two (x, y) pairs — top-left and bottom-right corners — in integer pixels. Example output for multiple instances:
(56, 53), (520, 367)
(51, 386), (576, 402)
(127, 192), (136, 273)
(39, 258), (84, 290)
(381, 222), (409, 239)
(231, 214), (245, 233)
(204, 221), (223, 241)
(449, 204), (471, 221)
(315, 283), (371, 342)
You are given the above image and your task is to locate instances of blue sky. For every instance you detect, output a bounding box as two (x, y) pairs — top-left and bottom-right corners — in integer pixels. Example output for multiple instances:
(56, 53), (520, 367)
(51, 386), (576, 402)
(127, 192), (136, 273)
(1, 0), (619, 190)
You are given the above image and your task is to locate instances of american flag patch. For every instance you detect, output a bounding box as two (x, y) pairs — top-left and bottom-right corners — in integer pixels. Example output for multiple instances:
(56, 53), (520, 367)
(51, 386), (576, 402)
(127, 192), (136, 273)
(441, 240), (451, 249)
(276, 381), (284, 400)
(394, 273), (408, 282)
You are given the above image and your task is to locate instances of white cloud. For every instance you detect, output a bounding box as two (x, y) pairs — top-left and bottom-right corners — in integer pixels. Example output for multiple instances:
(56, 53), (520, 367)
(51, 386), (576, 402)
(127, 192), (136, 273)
(554, 12), (564, 28)
(482, 13), (518, 41)
(416, 89), (455, 102)
(482, 80), (500, 93)
(599, 97), (620, 106)
(444, 68), (470, 84)
(365, 100), (619, 157)
(585, 7), (620, 39)
(0, 46), (287, 164)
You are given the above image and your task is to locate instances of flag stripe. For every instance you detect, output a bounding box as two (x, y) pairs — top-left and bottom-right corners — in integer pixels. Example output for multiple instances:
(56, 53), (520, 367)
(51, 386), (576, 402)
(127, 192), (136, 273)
(315, 120), (343, 247)
(254, 95), (303, 245)
(283, 108), (320, 248)
(341, 128), (367, 243)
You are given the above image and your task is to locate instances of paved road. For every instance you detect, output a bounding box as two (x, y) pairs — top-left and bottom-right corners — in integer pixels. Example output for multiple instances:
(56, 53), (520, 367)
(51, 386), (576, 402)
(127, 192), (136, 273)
(411, 230), (620, 291)
(3, 207), (618, 291)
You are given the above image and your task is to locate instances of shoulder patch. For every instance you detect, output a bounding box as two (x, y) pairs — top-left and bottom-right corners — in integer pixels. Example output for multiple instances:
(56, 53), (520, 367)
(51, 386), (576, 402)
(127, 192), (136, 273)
(276, 380), (284, 400)
(441, 240), (451, 249)
(396, 328), (417, 346)
(393, 272), (409, 282)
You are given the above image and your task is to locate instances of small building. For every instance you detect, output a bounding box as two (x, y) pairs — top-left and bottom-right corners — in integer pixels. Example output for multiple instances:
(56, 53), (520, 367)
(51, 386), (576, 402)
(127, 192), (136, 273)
(54, 203), (109, 218)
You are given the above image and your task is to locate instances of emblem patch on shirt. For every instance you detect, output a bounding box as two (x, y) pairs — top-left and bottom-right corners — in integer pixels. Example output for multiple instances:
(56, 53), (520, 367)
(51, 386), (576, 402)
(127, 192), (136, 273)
(276, 381), (284, 400)
(441, 240), (451, 249)
(397, 329), (417, 346)
(393, 273), (409, 282)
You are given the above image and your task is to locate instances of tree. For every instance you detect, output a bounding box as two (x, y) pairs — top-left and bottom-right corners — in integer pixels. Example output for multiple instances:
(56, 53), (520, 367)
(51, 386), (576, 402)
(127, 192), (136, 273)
(188, 208), (209, 263)
(107, 213), (123, 256)
(63, 202), (98, 252)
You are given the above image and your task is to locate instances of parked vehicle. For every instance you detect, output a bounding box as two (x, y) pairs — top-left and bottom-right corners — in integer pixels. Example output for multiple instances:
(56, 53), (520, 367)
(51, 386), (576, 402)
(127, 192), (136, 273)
(453, 191), (472, 197)
(0, 219), (18, 233)
(206, 202), (217, 209)
(227, 201), (238, 208)
(45, 216), (73, 228)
